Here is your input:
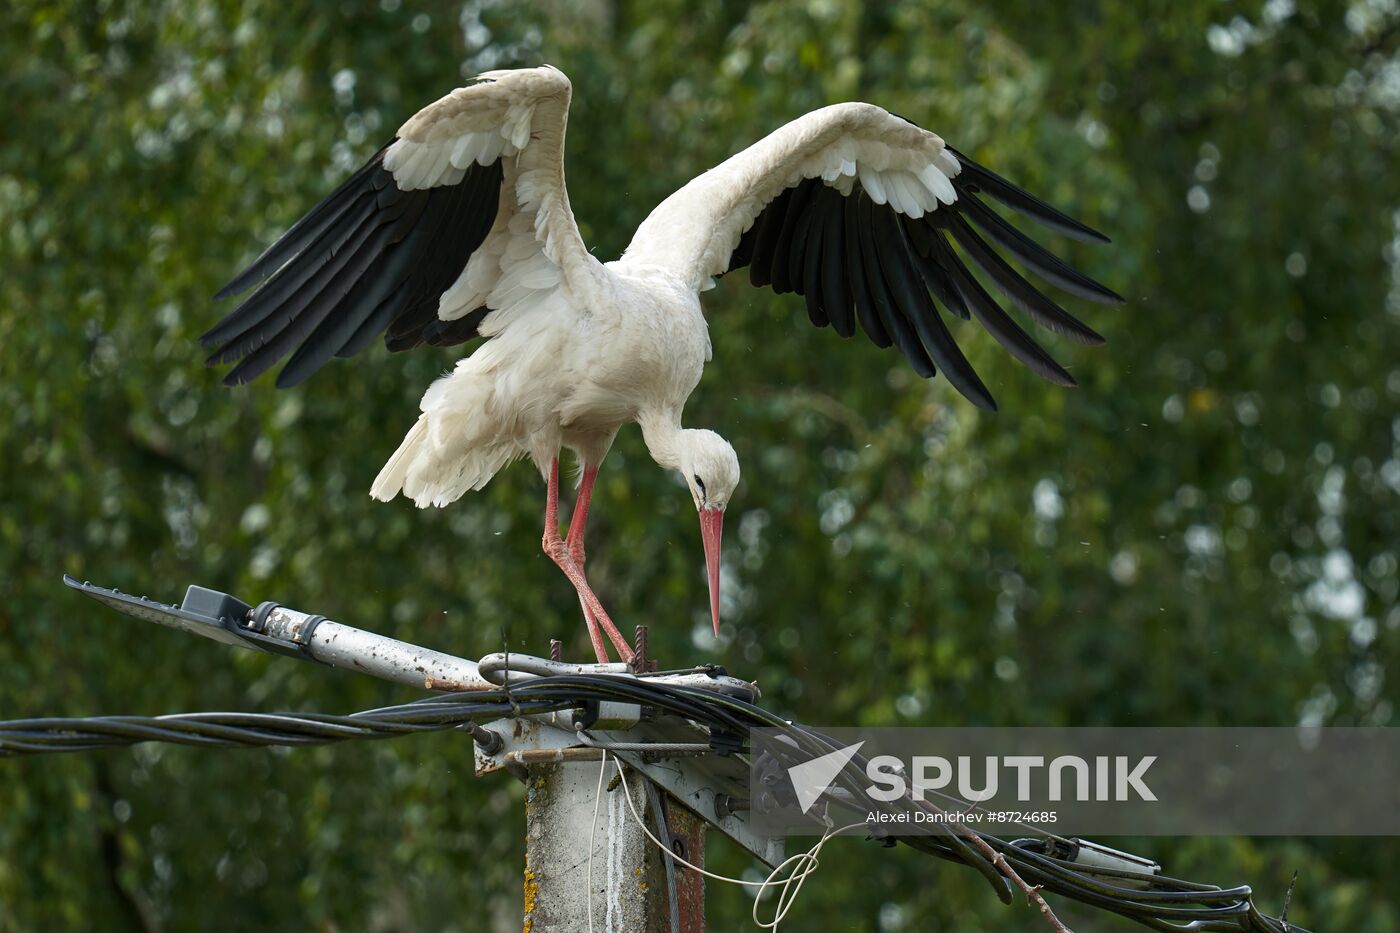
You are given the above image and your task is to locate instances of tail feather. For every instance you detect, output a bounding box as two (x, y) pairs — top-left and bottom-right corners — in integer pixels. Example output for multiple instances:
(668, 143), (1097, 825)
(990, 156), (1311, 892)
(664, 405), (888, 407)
(403, 442), (516, 508)
(372, 360), (525, 508)
(370, 416), (430, 502)
(371, 411), (517, 508)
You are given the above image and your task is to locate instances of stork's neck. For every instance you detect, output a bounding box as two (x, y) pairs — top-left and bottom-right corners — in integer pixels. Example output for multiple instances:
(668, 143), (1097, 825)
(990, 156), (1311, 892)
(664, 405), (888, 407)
(638, 410), (685, 471)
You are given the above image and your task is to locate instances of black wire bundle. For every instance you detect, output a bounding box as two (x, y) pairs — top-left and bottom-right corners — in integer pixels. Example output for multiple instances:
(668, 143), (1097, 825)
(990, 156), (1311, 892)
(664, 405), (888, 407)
(0, 695), (563, 755)
(0, 674), (1305, 932)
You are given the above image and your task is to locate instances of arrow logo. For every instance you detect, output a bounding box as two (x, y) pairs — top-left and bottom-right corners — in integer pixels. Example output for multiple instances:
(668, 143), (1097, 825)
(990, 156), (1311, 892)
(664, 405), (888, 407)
(788, 741), (865, 814)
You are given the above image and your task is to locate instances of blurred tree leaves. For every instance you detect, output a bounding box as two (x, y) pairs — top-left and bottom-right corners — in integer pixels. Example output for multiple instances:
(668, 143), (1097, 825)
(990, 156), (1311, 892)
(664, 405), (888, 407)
(2, 0), (1398, 929)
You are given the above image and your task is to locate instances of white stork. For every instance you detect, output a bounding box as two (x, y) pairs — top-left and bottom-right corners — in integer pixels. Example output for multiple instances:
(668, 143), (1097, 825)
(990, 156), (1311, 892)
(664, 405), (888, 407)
(204, 65), (1122, 663)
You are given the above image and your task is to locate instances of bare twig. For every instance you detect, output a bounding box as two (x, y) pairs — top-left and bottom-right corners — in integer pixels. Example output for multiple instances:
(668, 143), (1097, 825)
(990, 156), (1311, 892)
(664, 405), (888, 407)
(899, 781), (1069, 929)
(952, 824), (1072, 932)
(1280, 869), (1299, 932)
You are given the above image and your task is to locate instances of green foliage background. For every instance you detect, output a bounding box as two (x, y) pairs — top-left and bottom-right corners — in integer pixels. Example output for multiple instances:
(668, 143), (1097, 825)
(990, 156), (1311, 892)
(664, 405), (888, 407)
(3, 0), (1399, 929)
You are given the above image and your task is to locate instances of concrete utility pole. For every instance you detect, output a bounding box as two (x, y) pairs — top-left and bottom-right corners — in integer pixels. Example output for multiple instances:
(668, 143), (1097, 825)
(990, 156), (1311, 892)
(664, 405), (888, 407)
(524, 757), (705, 932)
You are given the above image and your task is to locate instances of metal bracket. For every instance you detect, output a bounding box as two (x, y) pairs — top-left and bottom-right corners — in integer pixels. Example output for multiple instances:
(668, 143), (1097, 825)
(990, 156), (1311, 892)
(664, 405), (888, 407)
(473, 709), (784, 868)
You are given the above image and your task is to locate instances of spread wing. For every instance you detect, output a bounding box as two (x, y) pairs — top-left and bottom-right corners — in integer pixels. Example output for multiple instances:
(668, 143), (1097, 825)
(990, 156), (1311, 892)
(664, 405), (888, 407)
(203, 65), (599, 388)
(621, 103), (1124, 411)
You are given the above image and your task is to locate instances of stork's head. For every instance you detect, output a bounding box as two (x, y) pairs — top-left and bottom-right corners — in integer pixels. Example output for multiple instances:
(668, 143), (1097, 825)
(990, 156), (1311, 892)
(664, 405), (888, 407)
(676, 429), (740, 636)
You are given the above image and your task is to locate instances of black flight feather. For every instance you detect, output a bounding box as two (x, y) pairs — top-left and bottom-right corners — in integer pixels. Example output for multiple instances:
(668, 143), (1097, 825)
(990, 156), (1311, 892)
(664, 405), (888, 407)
(927, 230), (1076, 387)
(285, 200), (434, 375)
(785, 181), (821, 298)
(202, 188), (384, 351)
(770, 179), (815, 295)
(945, 146), (1110, 244)
(211, 192), (399, 367)
(385, 169), (482, 343)
(855, 193), (925, 368)
(205, 140), (504, 387)
(818, 189), (854, 336)
(213, 147), (393, 301)
(276, 190), (448, 386)
(844, 192), (891, 347)
(747, 186), (791, 289)
(421, 306), (492, 347)
(727, 225), (757, 274)
(226, 202), (417, 385)
(944, 212), (1104, 345)
(335, 292), (401, 360)
(800, 194), (829, 328)
(873, 205), (991, 405)
(902, 216), (970, 321)
(958, 194), (1124, 305)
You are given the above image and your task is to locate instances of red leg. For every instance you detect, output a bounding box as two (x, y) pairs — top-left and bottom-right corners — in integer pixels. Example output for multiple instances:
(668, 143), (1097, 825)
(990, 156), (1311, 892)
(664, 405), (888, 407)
(566, 465), (601, 653)
(544, 460), (607, 663)
(564, 465), (635, 659)
(542, 460), (634, 663)
(566, 465), (598, 567)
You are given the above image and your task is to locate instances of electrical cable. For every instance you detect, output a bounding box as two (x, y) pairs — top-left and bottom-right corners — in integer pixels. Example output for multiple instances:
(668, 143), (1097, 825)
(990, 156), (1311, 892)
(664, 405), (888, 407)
(0, 673), (1308, 932)
(641, 774), (684, 933)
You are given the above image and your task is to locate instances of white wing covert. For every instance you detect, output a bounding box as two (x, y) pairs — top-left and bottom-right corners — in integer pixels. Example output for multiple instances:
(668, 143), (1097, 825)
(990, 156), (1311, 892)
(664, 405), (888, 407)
(621, 103), (1124, 410)
(203, 65), (598, 387)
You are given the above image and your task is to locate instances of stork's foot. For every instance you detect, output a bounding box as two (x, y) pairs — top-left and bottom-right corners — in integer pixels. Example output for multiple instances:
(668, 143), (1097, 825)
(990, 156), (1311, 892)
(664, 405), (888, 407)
(543, 538), (636, 664)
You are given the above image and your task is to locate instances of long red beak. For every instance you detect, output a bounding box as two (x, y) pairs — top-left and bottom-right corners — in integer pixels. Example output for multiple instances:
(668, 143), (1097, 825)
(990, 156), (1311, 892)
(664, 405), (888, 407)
(699, 507), (724, 636)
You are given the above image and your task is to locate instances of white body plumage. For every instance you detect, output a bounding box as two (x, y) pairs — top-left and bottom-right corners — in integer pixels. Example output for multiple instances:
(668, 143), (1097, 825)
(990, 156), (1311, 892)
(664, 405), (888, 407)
(371, 261), (712, 509)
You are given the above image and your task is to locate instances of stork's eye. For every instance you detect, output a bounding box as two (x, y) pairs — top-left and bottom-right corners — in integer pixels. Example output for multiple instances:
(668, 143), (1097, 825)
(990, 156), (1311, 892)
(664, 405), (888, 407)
(693, 474), (706, 496)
